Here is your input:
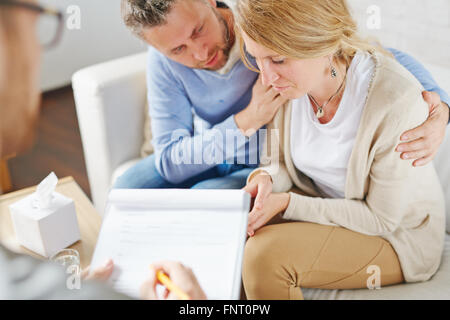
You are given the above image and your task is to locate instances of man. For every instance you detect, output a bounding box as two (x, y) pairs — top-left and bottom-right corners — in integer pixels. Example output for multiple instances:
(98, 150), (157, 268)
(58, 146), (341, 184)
(115, 0), (450, 190)
(0, 0), (205, 300)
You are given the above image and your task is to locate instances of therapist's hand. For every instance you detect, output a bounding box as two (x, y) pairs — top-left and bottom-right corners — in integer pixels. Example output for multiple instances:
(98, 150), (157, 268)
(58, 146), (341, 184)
(243, 171), (273, 211)
(81, 259), (114, 281)
(247, 193), (290, 237)
(141, 261), (207, 300)
(396, 91), (449, 166)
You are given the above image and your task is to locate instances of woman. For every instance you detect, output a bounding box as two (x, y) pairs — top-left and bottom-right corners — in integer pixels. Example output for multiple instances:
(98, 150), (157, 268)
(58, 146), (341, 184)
(235, 0), (446, 299)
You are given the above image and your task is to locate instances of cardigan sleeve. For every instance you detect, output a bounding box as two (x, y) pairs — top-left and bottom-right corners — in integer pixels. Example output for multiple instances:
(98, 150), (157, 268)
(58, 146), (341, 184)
(246, 107), (293, 193)
(282, 91), (430, 237)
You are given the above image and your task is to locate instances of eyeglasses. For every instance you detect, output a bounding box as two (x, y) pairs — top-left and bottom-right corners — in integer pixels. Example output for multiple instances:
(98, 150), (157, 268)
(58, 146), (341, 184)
(0, 0), (64, 49)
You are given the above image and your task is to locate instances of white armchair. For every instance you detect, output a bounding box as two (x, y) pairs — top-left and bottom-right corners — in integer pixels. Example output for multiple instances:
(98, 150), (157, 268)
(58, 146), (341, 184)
(73, 52), (450, 299)
(72, 52), (148, 216)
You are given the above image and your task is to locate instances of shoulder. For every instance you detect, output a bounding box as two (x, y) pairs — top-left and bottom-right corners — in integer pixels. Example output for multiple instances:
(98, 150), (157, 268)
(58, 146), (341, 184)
(365, 52), (428, 133)
(146, 46), (187, 89)
(147, 46), (168, 68)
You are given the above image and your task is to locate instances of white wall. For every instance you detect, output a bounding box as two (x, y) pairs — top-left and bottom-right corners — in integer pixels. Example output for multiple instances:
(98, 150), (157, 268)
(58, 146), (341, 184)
(42, 1), (450, 94)
(347, 0), (450, 94)
(40, 0), (146, 91)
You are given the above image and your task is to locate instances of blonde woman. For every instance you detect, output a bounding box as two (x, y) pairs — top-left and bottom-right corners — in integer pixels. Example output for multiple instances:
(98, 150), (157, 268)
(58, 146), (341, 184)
(235, 0), (447, 299)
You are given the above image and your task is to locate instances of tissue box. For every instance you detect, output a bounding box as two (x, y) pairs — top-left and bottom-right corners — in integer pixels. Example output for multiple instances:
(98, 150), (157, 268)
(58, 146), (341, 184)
(9, 192), (81, 258)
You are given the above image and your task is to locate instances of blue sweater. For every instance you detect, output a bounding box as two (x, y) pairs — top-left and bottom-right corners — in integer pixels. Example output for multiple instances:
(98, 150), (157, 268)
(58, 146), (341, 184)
(146, 46), (450, 184)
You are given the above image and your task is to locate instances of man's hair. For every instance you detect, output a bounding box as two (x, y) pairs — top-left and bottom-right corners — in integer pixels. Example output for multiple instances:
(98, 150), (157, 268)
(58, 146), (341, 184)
(121, 0), (180, 37)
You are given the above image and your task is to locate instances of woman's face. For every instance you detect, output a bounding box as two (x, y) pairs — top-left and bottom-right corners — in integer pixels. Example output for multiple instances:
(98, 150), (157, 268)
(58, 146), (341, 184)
(242, 32), (329, 100)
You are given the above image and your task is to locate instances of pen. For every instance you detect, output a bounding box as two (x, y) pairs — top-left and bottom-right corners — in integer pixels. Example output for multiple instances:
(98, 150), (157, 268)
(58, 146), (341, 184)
(156, 270), (191, 300)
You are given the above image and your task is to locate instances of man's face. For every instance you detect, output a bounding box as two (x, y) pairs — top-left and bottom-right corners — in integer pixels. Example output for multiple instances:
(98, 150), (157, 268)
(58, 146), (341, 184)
(142, 0), (233, 70)
(0, 0), (41, 158)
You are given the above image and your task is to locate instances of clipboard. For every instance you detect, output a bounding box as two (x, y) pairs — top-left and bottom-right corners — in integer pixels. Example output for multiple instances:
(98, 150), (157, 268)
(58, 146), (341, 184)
(90, 189), (250, 299)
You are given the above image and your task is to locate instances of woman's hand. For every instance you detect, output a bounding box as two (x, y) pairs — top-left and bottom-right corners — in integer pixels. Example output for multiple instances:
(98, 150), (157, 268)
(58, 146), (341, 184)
(234, 75), (288, 135)
(243, 171), (273, 211)
(247, 193), (290, 236)
(81, 259), (114, 281)
(396, 91), (449, 166)
(140, 261), (207, 300)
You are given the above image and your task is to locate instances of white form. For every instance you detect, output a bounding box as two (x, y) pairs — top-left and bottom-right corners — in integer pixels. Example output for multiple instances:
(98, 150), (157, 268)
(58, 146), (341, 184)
(90, 189), (249, 300)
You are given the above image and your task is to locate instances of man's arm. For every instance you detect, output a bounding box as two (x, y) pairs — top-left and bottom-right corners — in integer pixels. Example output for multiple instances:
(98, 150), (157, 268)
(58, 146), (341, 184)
(388, 48), (450, 166)
(147, 50), (256, 184)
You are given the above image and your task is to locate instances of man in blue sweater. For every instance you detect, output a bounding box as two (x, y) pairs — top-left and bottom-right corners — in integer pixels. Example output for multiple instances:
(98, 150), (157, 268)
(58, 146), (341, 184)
(115, 0), (450, 190)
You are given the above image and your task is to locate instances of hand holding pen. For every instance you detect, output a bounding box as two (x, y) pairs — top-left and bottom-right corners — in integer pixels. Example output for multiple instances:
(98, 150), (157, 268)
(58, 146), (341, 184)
(140, 261), (207, 300)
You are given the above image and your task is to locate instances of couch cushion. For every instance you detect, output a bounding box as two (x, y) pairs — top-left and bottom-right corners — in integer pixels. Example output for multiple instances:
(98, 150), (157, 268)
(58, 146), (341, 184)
(423, 62), (450, 233)
(434, 126), (450, 233)
(140, 102), (154, 158)
(110, 158), (142, 187)
(302, 234), (450, 299)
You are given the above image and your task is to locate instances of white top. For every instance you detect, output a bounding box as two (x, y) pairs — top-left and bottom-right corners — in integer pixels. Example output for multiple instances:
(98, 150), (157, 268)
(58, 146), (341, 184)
(290, 52), (375, 198)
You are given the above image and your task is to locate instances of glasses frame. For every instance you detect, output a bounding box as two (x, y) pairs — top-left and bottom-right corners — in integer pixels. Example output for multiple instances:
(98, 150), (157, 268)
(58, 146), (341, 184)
(0, 0), (64, 49)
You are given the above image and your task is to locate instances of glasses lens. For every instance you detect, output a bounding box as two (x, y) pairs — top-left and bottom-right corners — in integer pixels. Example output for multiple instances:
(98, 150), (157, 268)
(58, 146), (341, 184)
(36, 13), (60, 48)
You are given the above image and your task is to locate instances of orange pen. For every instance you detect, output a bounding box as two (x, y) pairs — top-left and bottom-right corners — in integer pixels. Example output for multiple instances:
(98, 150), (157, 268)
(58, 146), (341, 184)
(156, 270), (191, 300)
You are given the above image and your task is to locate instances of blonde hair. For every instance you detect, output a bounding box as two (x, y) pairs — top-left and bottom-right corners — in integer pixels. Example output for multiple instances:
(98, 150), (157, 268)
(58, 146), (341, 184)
(235, 0), (391, 71)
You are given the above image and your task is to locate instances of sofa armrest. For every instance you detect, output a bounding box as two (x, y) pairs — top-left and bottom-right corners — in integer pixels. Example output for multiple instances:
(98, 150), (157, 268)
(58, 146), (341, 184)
(72, 52), (147, 215)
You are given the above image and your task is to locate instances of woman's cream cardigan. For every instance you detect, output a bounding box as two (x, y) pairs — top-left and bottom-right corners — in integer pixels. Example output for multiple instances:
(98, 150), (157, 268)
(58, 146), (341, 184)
(247, 52), (446, 283)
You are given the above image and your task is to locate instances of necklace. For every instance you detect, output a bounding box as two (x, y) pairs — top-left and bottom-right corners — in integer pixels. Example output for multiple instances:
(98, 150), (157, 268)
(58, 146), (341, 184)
(308, 70), (347, 119)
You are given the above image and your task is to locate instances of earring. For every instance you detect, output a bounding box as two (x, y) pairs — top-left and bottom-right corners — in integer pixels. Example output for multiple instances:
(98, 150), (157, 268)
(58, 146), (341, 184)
(330, 56), (337, 78)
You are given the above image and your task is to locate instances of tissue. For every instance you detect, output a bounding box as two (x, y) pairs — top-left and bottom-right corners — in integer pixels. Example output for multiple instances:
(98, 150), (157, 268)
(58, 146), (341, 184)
(33, 171), (58, 209)
(9, 172), (81, 257)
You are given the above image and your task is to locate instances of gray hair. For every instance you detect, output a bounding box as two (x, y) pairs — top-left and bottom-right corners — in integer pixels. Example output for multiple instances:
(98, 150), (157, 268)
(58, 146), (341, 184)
(121, 0), (182, 37)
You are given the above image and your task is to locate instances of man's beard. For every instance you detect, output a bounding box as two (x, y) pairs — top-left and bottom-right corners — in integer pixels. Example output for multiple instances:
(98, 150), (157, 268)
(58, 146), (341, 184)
(216, 8), (233, 61)
(196, 6), (233, 70)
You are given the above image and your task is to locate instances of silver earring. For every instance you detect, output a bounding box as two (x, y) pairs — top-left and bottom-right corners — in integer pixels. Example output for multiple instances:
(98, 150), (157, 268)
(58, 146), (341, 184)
(330, 57), (337, 78)
(331, 66), (337, 78)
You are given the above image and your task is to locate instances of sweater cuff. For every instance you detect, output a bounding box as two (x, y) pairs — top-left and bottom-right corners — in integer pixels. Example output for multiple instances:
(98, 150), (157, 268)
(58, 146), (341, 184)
(246, 165), (293, 193)
(213, 115), (257, 144)
(282, 192), (340, 227)
(213, 115), (259, 163)
(282, 192), (300, 220)
(246, 168), (270, 185)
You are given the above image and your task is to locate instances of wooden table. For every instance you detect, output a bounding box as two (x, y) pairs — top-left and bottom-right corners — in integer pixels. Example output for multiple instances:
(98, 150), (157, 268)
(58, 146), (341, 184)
(0, 159), (13, 194)
(0, 176), (102, 269)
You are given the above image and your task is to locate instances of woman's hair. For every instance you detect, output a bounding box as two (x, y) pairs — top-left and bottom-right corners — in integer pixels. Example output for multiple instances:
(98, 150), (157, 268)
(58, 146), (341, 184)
(235, 0), (390, 71)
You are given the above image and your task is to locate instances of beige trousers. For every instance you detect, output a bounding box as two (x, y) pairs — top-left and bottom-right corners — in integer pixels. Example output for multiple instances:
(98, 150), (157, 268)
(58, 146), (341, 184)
(242, 220), (405, 299)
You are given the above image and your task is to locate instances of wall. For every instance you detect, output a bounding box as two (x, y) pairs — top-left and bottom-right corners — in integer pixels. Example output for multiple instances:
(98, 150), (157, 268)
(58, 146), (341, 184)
(347, 0), (450, 93)
(41, 1), (450, 93)
(40, 0), (146, 91)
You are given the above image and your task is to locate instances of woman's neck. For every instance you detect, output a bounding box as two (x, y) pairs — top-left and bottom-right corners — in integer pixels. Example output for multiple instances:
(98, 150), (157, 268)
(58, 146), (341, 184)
(308, 58), (349, 124)
(308, 58), (348, 106)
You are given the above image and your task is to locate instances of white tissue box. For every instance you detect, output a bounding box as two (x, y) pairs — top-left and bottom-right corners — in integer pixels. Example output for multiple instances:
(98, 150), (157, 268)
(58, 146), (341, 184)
(9, 192), (81, 258)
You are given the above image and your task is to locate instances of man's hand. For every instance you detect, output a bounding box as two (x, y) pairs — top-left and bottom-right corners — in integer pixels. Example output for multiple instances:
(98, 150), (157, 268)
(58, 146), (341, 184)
(140, 261), (207, 300)
(81, 259), (114, 281)
(235, 75), (288, 135)
(396, 91), (449, 166)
